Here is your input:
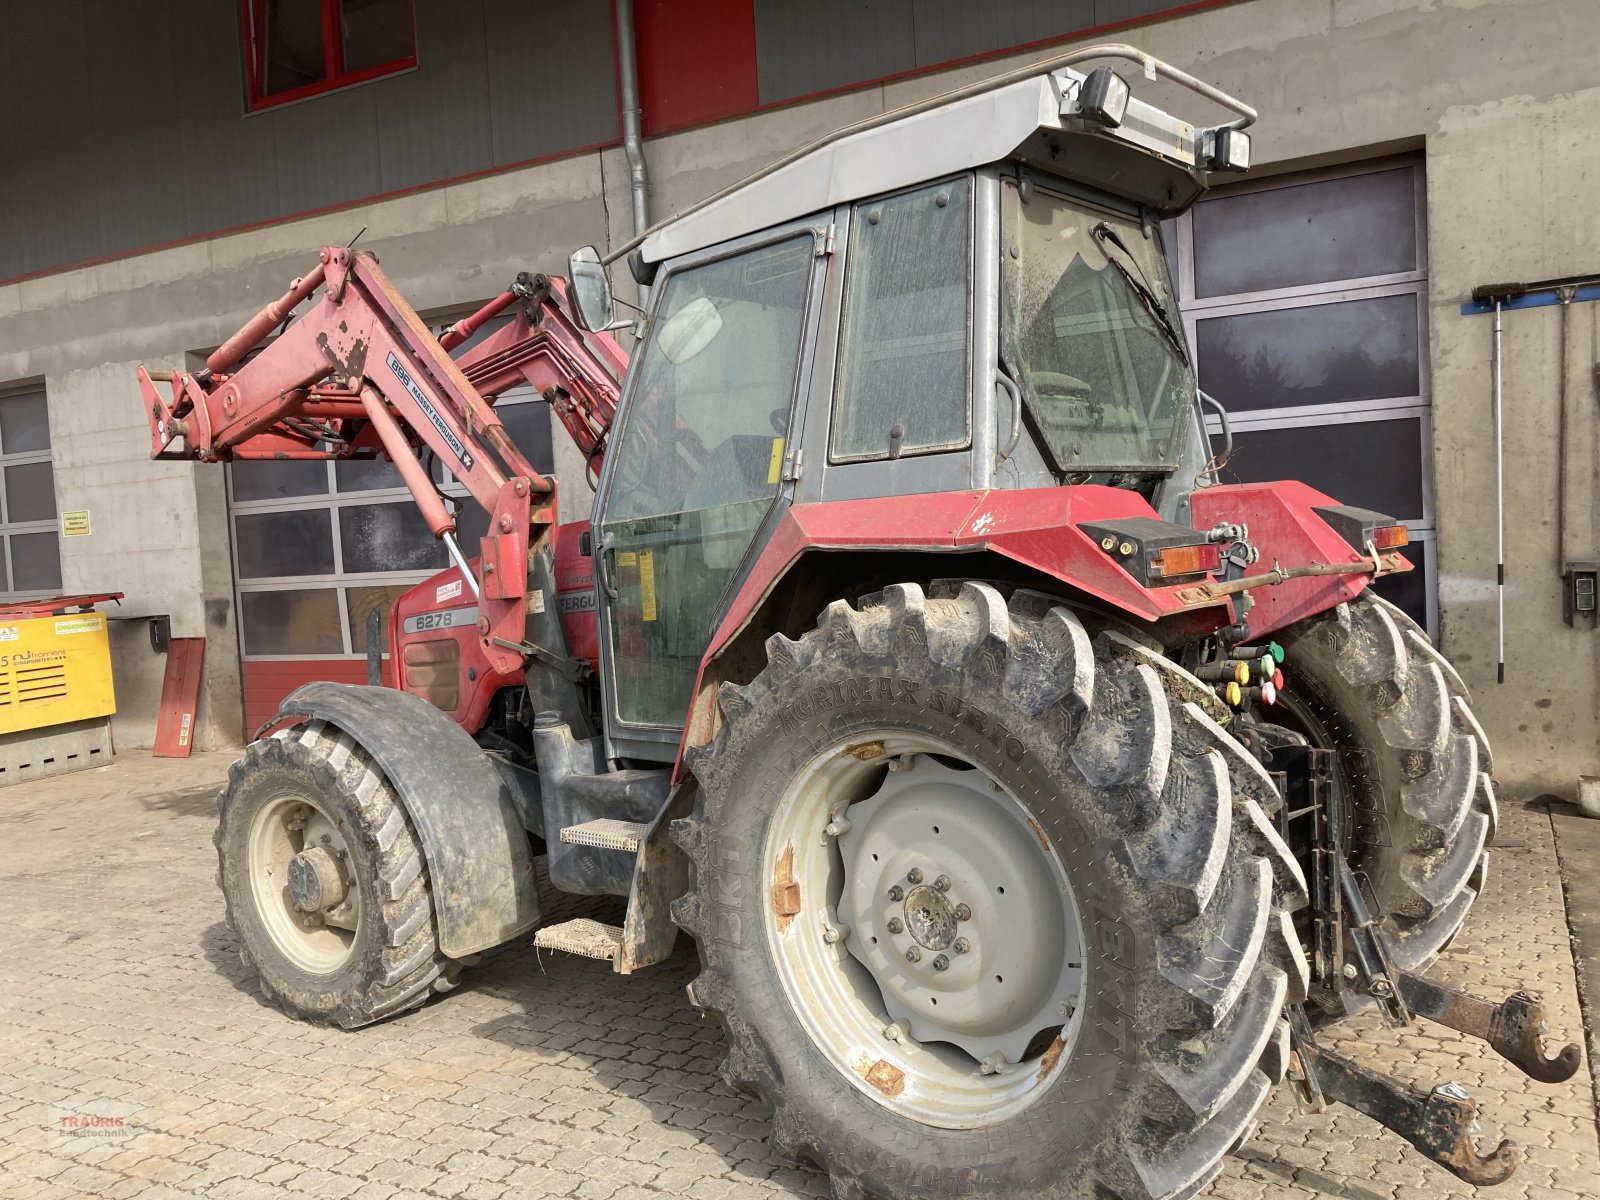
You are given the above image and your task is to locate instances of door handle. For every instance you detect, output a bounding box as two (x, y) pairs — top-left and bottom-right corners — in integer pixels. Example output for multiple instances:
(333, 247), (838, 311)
(595, 530), (620, 599)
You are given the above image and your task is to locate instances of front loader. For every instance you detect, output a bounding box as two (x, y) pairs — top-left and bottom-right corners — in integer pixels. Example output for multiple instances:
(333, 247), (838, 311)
(139, 44), (1580, 1200)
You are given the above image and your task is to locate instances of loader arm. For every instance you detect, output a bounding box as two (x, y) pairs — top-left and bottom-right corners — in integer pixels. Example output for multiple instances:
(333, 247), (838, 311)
(137, 245), (628, 676)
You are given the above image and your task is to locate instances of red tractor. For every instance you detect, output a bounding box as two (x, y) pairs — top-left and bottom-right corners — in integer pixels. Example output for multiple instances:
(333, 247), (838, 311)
(140, 45), (1577, 1200)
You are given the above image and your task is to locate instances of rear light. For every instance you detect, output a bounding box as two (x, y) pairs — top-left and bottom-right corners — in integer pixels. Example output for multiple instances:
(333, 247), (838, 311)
(1371, 524), (1409, 550)
(1315, 504), (1410, 555)
(1150, 542), (1224, 578)
(1079, 517), (1224, 587)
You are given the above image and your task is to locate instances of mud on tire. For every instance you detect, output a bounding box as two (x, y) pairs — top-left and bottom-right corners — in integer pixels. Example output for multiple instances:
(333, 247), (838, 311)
(216, 720), (458, 1029)
(671, 582), (1309, 1200)
(1277, 592), (1496, 979)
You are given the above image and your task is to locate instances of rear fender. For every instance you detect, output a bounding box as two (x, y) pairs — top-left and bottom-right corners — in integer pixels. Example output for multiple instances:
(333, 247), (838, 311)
(672, 486), (1235, 776)
(1189, 480), (1381, 638)
(277, 681), (540, 956)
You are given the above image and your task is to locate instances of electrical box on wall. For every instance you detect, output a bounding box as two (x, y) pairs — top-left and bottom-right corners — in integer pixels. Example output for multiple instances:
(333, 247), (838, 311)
(1563, 561), (1600, 626)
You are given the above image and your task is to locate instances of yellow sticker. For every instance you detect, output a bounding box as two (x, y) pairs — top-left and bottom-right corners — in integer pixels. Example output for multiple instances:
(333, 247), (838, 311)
(767, 437), (786, 485)
(617, 550), (638, 567)
(61, 510), (90, 537)
(640, 550), (658, 622)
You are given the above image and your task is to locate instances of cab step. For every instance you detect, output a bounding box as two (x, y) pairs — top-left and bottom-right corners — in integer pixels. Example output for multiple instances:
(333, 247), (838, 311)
(533, 918), (623, 962)
(558, 818), (648, 853)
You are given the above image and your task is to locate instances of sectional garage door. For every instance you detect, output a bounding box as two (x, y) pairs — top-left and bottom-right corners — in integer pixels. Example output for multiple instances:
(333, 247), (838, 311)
(224, 317), (554, 731)
(1168, 157), (1435, 634)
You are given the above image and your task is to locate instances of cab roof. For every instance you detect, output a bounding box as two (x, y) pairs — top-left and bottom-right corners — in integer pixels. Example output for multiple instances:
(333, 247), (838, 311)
(639, 64), (1215, 266)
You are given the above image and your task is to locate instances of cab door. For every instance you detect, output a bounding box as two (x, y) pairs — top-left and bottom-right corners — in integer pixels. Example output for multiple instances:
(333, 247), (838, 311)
(592, 223), (825, 759)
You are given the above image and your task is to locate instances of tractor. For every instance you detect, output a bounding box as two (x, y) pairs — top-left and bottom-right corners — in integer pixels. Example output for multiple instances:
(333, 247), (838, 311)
(138, 44), (1579, 1200)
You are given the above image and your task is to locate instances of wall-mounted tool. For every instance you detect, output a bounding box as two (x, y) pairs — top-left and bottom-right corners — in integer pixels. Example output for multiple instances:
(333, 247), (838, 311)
(1465, 273), (1600, 649)
(1469, 283), (1525, 682)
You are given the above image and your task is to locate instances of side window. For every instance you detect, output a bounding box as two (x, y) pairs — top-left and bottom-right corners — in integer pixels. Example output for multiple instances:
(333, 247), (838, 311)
(831, 175), (973, 462)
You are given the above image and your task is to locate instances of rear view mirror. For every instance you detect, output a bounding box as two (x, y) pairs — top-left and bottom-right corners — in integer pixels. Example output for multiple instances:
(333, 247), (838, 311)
(567, 245), (614, 332)
(656, 297), (723, 364)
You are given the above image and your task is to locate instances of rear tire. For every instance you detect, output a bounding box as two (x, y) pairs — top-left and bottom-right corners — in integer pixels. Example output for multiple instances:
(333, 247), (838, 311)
(216, 720), (458, 1029)
(672, 582), (1308, 1200)
(1276, 592), (1495, 979)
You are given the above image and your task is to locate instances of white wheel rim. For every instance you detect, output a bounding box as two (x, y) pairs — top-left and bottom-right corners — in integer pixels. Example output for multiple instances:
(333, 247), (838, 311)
(763, 732), (1087, 1129)
(246, 791), (362, 974)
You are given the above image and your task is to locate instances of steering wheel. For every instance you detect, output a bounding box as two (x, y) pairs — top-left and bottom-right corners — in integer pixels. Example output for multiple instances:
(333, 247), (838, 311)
(769, 407), (789, 436)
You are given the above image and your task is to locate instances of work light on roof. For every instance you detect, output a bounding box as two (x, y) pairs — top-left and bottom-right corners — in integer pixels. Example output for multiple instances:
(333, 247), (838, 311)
(1204, 127), (1251, 172)
(1073, 67), (1131, 128)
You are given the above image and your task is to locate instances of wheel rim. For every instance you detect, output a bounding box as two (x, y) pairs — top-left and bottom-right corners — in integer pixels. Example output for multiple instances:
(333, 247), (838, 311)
(246, 791), (362, 973)
(763, 732), (1087, 1129)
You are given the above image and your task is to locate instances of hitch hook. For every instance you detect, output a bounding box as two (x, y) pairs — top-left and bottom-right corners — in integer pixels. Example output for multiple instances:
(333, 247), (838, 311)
(1289, 1009), (1523, 1187)
(1395, 974), (1583, 1085)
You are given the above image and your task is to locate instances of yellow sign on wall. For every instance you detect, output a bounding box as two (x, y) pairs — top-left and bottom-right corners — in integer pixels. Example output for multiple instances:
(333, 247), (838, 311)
(0, 613), (116, 735)
(61, 511), (90, 537)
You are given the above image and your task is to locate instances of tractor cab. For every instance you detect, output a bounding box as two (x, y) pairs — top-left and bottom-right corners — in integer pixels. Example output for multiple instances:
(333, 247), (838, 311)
(581, 58), (1248, 754)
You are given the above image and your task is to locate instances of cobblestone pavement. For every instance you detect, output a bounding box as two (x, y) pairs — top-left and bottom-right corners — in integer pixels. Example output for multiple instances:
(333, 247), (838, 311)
(0, 752), (1595, 1200)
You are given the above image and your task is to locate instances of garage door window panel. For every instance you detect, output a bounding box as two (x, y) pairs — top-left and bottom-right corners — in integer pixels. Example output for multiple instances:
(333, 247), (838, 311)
(1194, 292), (1420, 413)
(1224, 415), (1428, 526)
(241, 588), (345, 656)
(338, 502), (448, 574)
(1192, 167), (1420, 298)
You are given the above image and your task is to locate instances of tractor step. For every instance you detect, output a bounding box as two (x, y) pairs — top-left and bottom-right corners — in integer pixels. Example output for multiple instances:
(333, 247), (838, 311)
(558, 818), (648, 852)
(533, 918), (623, 962)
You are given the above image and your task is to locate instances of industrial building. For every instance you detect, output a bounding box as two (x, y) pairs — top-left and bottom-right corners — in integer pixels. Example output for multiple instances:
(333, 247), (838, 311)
(0, 0), (1594, 790)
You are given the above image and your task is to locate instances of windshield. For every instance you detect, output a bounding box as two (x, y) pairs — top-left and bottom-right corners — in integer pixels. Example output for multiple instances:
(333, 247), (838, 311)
(1000, 181), (1194, 473)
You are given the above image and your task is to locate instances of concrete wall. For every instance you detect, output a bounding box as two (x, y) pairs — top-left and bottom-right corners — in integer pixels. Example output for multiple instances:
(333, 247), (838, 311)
(2, 0), (1597, 786)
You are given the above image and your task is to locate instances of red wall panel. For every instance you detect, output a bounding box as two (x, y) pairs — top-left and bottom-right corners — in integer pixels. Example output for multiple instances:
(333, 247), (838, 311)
(635, 0), (759, 134)
(241, 659), (394, 736)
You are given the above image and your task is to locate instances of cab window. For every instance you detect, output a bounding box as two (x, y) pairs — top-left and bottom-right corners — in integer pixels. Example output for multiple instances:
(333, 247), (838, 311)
(831, 175), (973, 462)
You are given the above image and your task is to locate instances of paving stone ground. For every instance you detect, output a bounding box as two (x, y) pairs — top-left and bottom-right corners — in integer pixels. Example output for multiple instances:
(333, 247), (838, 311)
(0, 751), (1595, 1200)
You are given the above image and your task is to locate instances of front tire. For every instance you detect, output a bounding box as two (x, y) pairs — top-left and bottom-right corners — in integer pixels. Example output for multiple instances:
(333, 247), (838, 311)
(673, 582), (1308, 1200)
(216, 720), (457, 1028)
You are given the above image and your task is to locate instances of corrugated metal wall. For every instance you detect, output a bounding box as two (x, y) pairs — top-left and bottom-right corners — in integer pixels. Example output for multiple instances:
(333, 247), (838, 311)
(0, 0), (618, 282)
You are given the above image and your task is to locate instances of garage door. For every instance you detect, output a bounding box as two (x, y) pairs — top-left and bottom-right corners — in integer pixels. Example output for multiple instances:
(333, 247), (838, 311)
(1169, 157), (1435, 634)
(226, 322), (554, 731)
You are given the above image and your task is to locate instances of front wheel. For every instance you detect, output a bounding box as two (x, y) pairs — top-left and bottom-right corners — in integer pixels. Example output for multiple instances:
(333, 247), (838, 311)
(215, 720), (460, 1028)
(673, 582), (1308, 1200)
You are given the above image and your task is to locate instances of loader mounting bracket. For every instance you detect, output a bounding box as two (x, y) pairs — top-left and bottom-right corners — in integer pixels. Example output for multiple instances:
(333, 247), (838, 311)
(1287, 1007), (1523, 1187)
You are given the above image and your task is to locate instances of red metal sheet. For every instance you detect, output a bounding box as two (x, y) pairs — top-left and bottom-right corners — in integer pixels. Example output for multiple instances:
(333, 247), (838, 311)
(153, 638), (206, 758)
(0, 592), (122, 620)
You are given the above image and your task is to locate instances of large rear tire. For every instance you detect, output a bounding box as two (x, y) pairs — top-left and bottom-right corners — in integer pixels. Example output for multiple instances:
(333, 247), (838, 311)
(672, 582), (1308, 1200)
(1276, 592), (1496, 979)
(216, 720), (459, 1028)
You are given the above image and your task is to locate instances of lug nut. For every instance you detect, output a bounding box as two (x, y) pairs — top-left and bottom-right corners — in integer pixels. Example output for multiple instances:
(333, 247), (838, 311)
(954, 903), (972, 922)
(933, 874), (951, 892)
(952, 937), (970, 954)
(907, 868), (923, 884)
(932, 954), (949, 971)
(905, 947), (922, 963)
(886, 918), (904, 934)
(822, 923), (849, 945)
(887, 885), (904, 902)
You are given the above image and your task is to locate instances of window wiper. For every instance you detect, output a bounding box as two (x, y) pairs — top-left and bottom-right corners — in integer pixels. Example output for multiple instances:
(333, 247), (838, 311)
(1089, 222), (1190, 367)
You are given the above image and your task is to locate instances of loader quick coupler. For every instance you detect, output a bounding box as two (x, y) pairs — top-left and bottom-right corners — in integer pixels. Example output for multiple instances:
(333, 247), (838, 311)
(1277, 746), (1581, 1186)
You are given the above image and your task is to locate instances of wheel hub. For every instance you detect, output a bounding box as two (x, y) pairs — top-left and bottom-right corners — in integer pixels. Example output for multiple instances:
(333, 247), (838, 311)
(836, 754), (1084, 1065)
(246, 793), (362, 974)
(902, 884), (957, 951)
(286, 846), (346, 913)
